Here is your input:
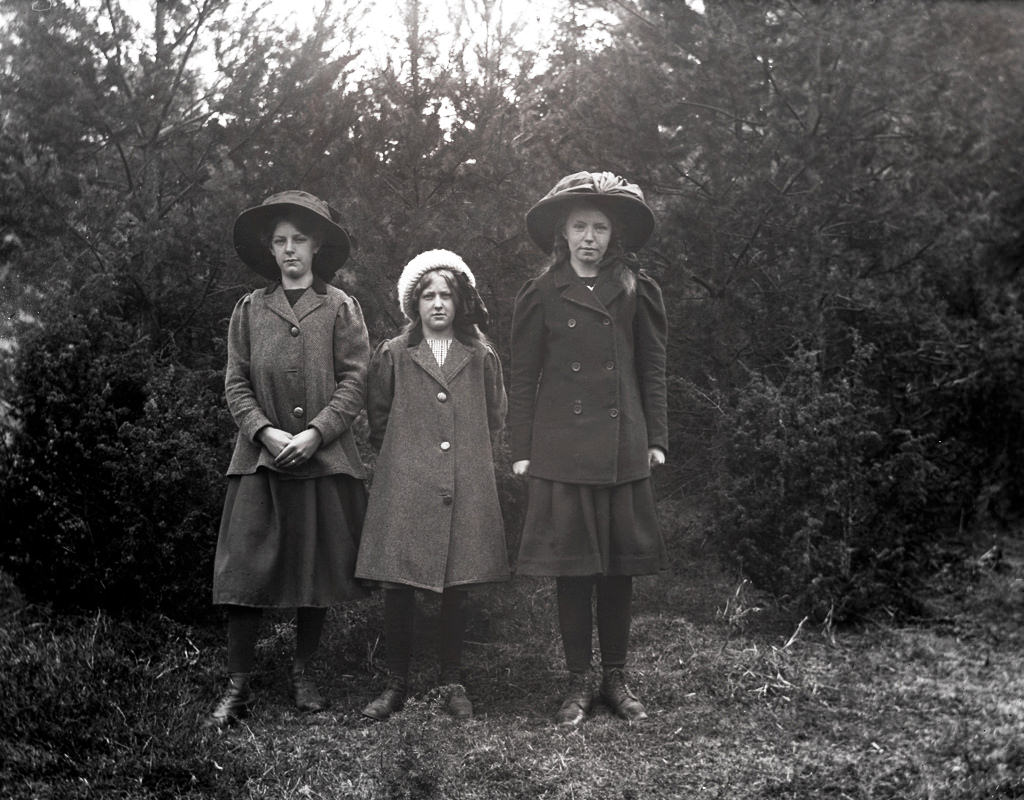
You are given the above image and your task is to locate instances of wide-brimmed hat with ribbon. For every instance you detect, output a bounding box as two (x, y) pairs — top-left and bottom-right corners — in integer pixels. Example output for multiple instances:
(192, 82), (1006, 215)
(233, 190), (351, 280)
(525, 171), (655, 254)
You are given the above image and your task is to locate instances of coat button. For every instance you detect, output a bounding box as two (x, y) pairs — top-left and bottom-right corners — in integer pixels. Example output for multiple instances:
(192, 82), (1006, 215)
(605, 360), (615, 370)
(567, 318), (577, 328)
(440, 441), (451, 451)
(573, 402), (582, 415)
(290, 326), (300, 337)
(292, 406), (304, 418)
(609, 408), (619, 418)
(437, 391), (448, 402)
(442, 495), (453, 506)
(602, 318), (611, 326)
(571, 361), (581, 372)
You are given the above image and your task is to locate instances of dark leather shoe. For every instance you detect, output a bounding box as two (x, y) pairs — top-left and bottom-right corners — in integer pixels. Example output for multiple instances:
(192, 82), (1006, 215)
(445, 684), (473, 719)
(361, 677), (407, 721)
(600, 668), (648, 722)
(555, 672), (592, 727)
(291, 669), (326, 712)
(205, 675), (254, 729)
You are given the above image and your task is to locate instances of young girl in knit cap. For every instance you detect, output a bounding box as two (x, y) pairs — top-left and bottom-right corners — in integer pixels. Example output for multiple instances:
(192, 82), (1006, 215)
(356, 249), (509, 720)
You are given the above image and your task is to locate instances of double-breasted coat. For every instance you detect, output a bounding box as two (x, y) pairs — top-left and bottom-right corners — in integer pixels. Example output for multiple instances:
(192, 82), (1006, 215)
(224, 279), (369, 480)
(355, 330), (509, 592)
(508, 261), (668, 486)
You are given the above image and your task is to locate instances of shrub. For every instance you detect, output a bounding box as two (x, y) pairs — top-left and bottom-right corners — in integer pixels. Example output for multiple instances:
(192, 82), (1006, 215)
(0, 309), (233, 620)
(710, 340), (965, 620)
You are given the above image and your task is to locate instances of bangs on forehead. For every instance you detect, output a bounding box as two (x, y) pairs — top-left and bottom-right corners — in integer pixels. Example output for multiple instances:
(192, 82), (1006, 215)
(416, 268), (457, 292)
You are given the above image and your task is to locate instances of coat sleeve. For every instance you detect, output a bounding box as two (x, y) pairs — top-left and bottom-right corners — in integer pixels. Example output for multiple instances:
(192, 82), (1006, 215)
(507, 277), (545, 462)
(365, 339), (396, 451)
(307, 294), (370, 446)
(635, 271), (669, 453)
(483, 344), (508, 436)
(224, 292), (274, 443)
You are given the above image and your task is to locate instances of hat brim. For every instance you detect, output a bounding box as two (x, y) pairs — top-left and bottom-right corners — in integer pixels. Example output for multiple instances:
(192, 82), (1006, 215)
(525, 194), (655, 254)
(233, 202), (351, 281)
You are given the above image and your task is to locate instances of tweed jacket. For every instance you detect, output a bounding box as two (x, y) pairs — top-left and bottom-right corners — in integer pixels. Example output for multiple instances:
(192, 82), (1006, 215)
(508, 261), (668, 485)
(224, 279), (369, 480)
(355, 330), (509, 592)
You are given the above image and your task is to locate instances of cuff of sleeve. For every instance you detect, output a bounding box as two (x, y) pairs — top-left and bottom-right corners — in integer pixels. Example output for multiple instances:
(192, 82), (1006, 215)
(240, 410), (274, 443)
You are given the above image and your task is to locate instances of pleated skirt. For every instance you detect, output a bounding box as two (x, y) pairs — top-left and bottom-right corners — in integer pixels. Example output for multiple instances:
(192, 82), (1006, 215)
(515, 477), (666, 577)
(212, 468), (367, 607)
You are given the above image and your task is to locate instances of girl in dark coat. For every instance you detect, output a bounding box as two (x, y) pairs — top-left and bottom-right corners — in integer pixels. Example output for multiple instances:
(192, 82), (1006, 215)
(509, 172), (668, 727)
(357, 249), (508, 721)
(206, 191), (370, 728)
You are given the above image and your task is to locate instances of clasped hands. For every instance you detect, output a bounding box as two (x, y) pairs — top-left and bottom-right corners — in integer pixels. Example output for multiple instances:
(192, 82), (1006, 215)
(258, 427), (323, 468)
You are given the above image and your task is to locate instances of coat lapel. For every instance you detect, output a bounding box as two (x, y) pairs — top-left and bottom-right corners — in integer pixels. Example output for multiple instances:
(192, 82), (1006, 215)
(409, 339), (449, 387)
(264, 284), (298, 324)
(554, 263), (610, 315)
(442, 339), (472, 383)
(292, 287), (325, 321)
(594, 272), (626, 308)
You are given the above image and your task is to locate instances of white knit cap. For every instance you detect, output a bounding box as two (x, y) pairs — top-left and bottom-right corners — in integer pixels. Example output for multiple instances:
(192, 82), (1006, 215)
(397, 249), (476, 320)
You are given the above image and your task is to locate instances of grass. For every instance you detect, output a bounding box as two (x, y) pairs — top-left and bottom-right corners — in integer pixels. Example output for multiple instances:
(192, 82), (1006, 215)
(2, 514), (1023, 799)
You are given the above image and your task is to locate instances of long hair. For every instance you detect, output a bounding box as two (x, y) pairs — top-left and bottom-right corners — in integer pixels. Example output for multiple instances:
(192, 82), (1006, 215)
(545, 202), (637, 294)
(402, 268), (490, 343)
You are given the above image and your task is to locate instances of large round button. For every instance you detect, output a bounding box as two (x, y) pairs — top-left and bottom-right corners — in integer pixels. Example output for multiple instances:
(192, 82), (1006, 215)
(605, 360), (615, 371)
(437, 391), (448, 402)
(609, 408), (619, 418)
(573, 402), (582, 415)
(292, 406), (304, 418)
(290, 326), (300, 337)
(442, 495), (453, 506)
(602, 318), (611, 327)
(571, 361), (581, 372)
(440, 441), (451, 451)
(567, 318), (577, 328)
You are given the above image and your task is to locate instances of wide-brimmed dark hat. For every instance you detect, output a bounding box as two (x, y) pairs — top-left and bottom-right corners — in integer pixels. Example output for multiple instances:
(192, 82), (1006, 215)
(525, 171), (655, 254)
(233, 190), (351, 280)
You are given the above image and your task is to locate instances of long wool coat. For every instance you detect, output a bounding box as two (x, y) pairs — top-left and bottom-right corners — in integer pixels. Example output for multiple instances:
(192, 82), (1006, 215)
(355, 330), (509, 592)
(224, 279), (369, 480)
(508, 261), (668, 485)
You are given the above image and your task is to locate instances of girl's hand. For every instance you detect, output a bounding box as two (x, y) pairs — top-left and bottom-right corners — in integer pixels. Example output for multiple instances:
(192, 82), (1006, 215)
(257, 427), (293, 459)
(512, 459), (530, 476)
(275, 428), (323, 468)
(648, 447), (666, 468)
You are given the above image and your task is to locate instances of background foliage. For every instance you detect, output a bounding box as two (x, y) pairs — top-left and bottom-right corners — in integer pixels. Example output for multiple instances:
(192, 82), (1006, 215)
(1, 0), (1023, 620)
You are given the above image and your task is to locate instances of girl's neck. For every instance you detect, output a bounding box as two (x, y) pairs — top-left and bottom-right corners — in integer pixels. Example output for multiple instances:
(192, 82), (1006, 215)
(281, 274), (314, 290)
(569, 259), (600, 279)
(421, 324), (453, 341)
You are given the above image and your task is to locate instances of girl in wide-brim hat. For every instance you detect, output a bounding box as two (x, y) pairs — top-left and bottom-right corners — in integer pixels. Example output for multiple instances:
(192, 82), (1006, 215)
(509, 170), (668, 728)
(206, 190), (370, 729)
(232, 189), (352, 281)
(524, 170), (656, 254)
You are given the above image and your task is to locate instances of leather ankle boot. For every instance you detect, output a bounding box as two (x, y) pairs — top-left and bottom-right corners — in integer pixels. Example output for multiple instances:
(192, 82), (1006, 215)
(361, 674), (407, 721)
(291, 667), (327, 712)
(205, 672), (254, 729)
(600, 667), (648, 722)
(554, 671), (593, 727)
(445, 684), (473, 719)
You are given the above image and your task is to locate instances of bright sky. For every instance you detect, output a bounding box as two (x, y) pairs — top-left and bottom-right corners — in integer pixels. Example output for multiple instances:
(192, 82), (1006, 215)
(101, 0), (702, 78)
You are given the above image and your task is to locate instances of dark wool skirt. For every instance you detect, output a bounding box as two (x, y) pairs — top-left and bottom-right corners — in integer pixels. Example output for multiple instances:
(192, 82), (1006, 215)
(515, 477), (666, 577)
(212, 468), (367, 608)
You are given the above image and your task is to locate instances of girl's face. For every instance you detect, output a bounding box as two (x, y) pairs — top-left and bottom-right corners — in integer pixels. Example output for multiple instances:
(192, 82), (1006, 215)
(269, 220), (319, 287)
(562, 206), (611, 272)
(418, 271), (456, 337)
